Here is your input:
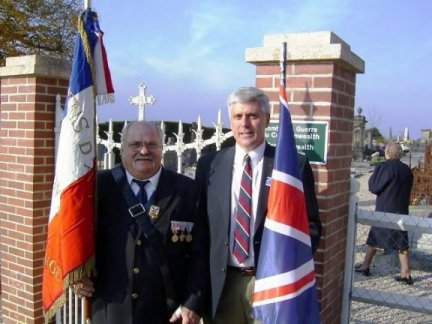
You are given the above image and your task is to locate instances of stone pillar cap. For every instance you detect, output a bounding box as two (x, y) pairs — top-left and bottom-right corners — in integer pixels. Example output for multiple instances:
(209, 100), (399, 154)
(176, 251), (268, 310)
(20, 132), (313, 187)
(0, 54), (71, 79)
(246, 31), (364, 73)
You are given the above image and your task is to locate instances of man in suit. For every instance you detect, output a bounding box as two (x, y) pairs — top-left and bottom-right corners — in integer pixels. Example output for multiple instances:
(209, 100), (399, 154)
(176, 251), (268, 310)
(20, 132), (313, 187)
(195, 87), (321, 323)
(74, 121), (207, 324)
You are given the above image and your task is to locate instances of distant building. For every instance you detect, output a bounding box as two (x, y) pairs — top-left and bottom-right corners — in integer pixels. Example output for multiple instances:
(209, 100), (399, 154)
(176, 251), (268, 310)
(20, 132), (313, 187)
(420, 129), (432, 143)
(403, 127), (409, 141)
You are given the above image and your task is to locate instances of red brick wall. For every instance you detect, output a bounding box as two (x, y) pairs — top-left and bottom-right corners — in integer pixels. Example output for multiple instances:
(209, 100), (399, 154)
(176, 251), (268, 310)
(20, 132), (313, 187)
(0, 73), (68, 323)
(255, 61), (357, 323)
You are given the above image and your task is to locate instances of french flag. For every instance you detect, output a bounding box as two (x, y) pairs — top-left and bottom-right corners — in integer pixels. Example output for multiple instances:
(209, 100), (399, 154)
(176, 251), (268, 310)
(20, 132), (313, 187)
(42, 8), (114, 321)
(252, 43), (320, 324)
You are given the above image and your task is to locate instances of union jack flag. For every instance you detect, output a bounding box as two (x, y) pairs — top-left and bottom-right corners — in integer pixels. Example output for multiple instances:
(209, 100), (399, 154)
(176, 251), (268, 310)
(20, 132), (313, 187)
(252, 42), (320, 324)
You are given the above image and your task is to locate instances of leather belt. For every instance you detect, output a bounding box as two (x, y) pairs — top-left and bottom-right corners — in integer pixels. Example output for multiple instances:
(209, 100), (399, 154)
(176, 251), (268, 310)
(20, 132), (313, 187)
(228, 266), (255, 276)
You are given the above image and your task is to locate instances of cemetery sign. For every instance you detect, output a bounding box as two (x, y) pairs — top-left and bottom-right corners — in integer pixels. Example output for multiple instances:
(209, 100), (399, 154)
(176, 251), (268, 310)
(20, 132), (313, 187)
(265, 120), (328, 165)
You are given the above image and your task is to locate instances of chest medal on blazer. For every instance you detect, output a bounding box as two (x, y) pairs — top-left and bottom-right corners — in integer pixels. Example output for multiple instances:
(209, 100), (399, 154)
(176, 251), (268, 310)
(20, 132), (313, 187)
(170, 221), (194, 243)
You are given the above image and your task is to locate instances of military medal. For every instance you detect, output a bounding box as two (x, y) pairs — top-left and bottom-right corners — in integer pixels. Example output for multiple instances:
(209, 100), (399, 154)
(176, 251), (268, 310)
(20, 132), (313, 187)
(177, 222), (185, 241)
(179, 232), (186, 242)
(185, 222), (193, 242)
(171, 221), (180, 242)
(171, 221), (194, 242)
(148, 205), (160, 220)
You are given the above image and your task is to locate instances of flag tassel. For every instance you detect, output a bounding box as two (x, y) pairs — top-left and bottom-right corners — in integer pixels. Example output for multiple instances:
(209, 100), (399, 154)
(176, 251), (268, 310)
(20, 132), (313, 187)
(43, 257), (95, 323)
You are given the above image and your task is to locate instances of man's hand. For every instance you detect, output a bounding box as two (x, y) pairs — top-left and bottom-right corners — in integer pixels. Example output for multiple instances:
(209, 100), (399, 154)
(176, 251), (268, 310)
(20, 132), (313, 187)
(72, 276), (95, 299)
(169, 306), (200, 324)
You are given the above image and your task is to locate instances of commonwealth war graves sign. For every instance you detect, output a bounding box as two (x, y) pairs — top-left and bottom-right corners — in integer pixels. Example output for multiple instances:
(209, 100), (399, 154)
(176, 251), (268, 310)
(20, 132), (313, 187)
(265, 120), (328, 165)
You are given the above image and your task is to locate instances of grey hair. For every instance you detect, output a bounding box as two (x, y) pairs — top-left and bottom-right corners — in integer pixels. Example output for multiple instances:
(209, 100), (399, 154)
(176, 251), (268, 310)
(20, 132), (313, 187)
(227, 87), (270, 115)
(385, 141), (403, 160)
(120, 121), (164, 148)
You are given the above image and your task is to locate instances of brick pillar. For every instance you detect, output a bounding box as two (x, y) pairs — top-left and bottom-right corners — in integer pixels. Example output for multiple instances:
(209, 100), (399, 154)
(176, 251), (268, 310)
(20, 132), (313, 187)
(0, 55), (70, 323)
(246, 32), (365, 324)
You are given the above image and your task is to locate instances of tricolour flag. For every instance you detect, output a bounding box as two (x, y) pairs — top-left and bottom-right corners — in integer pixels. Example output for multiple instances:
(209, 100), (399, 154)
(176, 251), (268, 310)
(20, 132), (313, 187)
(42, 8), (114, 321)
(252, 42), (320, 324)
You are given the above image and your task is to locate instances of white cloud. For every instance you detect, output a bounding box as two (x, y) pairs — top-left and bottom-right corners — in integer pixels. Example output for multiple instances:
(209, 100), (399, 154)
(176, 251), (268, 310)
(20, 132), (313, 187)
(188, 9), (222, 43)
(129, 0), (354, 89)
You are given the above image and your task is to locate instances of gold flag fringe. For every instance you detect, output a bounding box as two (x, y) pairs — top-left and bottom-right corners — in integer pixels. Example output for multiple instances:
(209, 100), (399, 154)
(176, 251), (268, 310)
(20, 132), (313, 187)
(44, 256), (95, 324)
(44, 293), (65, 324)
(78, 11), (114, 106)
(77, 11), (97, 99)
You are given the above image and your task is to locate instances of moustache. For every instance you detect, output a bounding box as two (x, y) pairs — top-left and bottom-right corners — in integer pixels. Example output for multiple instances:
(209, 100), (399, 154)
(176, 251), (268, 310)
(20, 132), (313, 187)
(134, 154), (153, 162)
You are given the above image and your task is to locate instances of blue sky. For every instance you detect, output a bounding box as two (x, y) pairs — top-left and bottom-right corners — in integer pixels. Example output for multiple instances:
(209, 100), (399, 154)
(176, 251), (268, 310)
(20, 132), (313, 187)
(92, 0), (431, 140)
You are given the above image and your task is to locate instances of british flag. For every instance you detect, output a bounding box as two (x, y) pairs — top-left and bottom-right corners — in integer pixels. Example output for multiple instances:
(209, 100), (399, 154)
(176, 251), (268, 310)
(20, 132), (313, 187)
(252, 43), (320, 324)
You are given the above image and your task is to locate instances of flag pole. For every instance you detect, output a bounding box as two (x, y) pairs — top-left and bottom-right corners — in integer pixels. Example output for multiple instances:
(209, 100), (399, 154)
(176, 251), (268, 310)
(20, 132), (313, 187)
(280, 42), (287, 90)
(83, 3), (93, 322)
(84, 2), (93, 322)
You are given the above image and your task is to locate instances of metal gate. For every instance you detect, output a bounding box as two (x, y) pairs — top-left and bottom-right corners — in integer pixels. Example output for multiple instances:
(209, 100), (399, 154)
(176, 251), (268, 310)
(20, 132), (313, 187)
(342, 178), (432, 323)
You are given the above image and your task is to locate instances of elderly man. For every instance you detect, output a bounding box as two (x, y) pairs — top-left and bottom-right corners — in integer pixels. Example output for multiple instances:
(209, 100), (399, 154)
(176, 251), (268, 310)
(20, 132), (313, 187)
(195, 87), (321, 323)
(75, 121), (208, 324)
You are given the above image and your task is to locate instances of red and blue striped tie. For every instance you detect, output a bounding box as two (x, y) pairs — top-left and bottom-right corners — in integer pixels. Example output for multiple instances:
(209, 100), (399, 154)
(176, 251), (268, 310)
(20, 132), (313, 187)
(233, 155), (252, 264)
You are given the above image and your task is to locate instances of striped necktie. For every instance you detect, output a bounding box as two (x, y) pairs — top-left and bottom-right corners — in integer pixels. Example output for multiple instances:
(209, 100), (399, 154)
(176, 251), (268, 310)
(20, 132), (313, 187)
(233, 154), (252, 264)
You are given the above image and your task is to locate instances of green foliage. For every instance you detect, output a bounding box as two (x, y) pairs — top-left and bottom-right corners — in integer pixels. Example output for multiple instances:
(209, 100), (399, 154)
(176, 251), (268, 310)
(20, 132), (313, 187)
(0, 0), (81, 65)
(369, 155), (384, 166)
(365, 126), (385, 144)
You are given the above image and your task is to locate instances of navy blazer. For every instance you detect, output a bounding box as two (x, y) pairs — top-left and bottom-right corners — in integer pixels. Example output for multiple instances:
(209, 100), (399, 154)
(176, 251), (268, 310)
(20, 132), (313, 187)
(368, 159), (413, 214)
(93, 166), (208, 323)
(195, 143), (321, 318)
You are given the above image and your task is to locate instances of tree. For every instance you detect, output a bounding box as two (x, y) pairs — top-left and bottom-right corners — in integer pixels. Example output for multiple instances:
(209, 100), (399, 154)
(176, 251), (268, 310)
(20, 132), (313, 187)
(367, 126), (385, 144)
(0, 0), (82, 65)
(365, 106), (382, 129)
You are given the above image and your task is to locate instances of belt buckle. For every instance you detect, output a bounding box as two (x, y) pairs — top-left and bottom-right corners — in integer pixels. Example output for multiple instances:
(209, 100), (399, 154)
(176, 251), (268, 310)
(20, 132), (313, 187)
(241, 268), (255, 276)
(129, 203), (146, 217)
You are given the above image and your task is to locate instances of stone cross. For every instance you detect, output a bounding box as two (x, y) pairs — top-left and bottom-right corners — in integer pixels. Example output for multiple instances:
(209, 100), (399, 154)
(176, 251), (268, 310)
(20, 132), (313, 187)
(129, 83), (156, 121)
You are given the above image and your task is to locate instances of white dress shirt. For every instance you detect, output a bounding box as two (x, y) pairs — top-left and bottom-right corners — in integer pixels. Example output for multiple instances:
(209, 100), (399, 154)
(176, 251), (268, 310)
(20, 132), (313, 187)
(229, 142), (265, 267)
(125, 167), (162, 201)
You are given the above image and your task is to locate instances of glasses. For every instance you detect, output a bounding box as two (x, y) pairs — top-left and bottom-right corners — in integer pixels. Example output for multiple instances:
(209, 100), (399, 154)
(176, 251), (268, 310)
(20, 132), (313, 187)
(127, 141), (162, 152)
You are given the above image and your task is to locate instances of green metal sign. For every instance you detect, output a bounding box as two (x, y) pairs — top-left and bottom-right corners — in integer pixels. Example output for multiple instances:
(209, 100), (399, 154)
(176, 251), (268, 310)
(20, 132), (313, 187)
(265, 120), (328, 165)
